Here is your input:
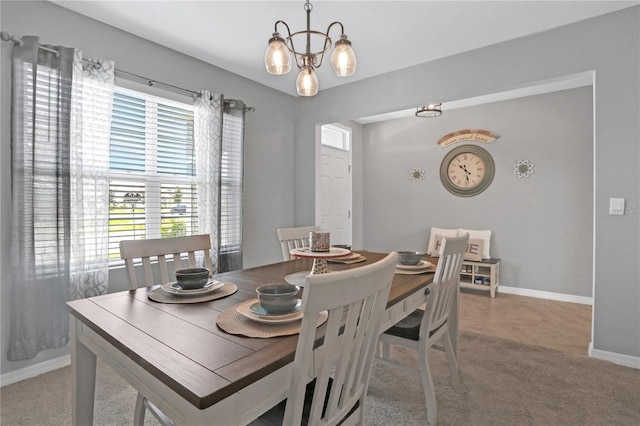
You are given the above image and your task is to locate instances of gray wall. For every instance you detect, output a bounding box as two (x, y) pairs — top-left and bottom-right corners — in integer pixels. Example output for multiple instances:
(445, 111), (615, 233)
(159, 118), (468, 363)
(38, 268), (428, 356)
(361, 88), (593, 297)
(1, 2), (638, 375)
(0, 0), (296, 374)
(294, 7), (639, 360)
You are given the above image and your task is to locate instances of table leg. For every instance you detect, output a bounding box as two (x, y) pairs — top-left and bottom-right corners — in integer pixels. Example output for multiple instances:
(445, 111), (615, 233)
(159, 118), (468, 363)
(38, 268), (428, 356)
(71, 318), (97, 426)
(451, 285), (459, 358)
(310, 258), (330, 274)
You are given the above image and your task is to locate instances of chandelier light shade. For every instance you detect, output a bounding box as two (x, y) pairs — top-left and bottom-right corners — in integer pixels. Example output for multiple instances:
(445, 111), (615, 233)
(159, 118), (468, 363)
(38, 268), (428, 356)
(265, 0), (356, 96)
(296, 64), (319, 96)
(265, 33), (291, 75)
(331, 35), (356, 76)
(416, 103), (443, 118)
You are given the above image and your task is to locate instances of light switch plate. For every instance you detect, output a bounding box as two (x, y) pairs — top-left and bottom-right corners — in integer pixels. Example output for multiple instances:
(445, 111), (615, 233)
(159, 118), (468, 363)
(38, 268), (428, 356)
(609, 198), (625, 215)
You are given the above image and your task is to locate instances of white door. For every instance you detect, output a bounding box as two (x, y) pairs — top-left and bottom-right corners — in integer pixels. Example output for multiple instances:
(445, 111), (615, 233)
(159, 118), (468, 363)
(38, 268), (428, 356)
(318, 125), (352, 246)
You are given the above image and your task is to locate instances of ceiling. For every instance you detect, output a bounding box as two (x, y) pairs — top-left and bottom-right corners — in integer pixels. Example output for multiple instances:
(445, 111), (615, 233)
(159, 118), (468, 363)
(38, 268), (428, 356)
(50, 1), (637, 98)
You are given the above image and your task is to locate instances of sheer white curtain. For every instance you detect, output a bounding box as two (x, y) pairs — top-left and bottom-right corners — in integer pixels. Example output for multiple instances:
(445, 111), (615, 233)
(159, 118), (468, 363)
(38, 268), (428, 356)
(193, 90), (222, 273)
(69, 53), (114, 299)
(8, 36), (113, 360)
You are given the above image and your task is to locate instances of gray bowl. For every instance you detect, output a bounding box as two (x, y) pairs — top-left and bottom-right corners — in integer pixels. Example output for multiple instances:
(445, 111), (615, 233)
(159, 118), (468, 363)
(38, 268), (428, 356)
(397, 251), (424, 265)
(175, 268), (210, 290)
(256, 283), (300, 314)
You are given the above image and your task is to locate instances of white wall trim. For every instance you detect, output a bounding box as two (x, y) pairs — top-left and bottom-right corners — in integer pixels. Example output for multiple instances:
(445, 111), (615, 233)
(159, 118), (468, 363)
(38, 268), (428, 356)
(498, 285), (593, 305)
(0, 355), (70, 387)
(356, 71), (594, 124)
(589, 343), (640, 370)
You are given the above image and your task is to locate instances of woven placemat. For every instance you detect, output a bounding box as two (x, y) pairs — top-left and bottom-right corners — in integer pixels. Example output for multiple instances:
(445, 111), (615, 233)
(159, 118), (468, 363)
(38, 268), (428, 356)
(148, 282), (238, 304)
(216, 301), (328, 338)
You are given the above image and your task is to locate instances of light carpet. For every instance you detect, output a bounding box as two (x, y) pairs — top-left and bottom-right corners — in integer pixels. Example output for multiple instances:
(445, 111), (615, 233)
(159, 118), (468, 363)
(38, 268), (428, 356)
(1, 331), (639, 425)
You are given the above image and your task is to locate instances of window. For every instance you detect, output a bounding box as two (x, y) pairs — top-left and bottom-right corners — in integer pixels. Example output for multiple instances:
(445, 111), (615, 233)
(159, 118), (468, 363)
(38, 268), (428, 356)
(108, 88), (198, 262)
(321, 124), (350, 151)
(107, 87), (243, 269)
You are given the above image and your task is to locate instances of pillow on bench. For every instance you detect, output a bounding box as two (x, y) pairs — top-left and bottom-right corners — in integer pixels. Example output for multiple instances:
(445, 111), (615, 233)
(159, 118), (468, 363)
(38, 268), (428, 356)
(427, 227), (459, 256)
(434, 235), (484, 261)
(458, 228), (491, 259)
(427, 227), (492, 260)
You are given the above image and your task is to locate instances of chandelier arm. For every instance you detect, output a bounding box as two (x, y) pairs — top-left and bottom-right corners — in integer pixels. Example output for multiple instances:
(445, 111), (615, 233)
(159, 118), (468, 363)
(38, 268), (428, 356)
(326, 21), (345, 37)
(274, 20), (292, 38)
(292, 51), (305, 70)
(315, 21), (345, 68)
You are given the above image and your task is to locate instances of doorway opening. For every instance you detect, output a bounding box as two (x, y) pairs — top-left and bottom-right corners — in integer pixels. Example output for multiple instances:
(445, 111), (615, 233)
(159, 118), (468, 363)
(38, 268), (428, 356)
(316, 124), (352, 247)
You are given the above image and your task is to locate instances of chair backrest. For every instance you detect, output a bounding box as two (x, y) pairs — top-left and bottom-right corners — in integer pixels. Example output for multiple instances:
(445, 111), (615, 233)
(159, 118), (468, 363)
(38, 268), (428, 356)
(119, 234), (213, 289)
(420, 233), (469, 339)
(283, 252), (398, 425)
(276, 225), (321, 261)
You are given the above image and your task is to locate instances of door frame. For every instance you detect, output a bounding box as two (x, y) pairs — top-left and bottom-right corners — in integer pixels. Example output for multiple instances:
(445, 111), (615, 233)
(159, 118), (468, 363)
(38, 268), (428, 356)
(315, 123), (353, 245)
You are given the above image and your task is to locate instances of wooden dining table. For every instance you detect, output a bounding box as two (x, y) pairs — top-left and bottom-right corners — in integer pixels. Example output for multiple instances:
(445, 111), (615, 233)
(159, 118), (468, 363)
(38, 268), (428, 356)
(68, 251), (452, 425)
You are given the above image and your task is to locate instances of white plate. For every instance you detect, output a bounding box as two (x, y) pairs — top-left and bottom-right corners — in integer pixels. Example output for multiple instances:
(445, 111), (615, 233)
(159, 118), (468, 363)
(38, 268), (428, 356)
(284, 271), (308, 287)
(395, 269), (433, 275)
(161, 280), (224, 296)
(290, 247), (351, 258)
(236, 299), (304, 324)
(396, 260), (433, 270)
(249, 300), (302, 317)
(327, 253), (364, 262)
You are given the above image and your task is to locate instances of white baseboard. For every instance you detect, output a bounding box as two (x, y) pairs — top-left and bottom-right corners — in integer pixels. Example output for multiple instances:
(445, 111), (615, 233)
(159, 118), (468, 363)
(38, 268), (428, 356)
(498, 285), (592, 305)
(0, 354), (70, 387)
(589, 343), (640, 369)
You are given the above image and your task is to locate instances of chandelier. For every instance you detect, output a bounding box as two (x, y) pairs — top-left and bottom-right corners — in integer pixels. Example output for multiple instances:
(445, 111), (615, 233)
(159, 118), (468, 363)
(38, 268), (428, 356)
(264, 0), (357, 97)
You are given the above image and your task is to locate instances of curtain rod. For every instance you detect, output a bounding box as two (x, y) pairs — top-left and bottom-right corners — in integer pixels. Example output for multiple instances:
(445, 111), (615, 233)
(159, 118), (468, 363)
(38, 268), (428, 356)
(1, 31), (255, 113)
(84, 59), (255, 112)
(1, 31), (59, 55)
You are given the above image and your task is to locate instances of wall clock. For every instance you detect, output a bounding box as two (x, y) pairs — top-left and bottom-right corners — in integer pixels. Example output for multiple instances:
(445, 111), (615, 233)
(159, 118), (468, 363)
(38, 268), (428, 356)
(440, 144), (495, 197)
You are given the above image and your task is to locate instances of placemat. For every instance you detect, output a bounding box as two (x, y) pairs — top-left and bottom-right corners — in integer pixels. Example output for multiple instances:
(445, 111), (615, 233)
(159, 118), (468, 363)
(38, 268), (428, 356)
(216, 300), (328, 338)
(148, 282), (238, 304)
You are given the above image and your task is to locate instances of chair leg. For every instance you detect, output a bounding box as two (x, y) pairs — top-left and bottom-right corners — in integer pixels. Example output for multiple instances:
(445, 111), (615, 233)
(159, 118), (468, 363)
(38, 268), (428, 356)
(442, 330), (459, 386)
(146, 399), (175, 426)
(418, 342), (437, 426)
(134, 392), (146, 426)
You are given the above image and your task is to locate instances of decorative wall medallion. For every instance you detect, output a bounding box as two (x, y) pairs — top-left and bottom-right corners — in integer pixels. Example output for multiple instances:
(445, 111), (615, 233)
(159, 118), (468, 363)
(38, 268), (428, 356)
(513, 160), (535, 178)
(410, 168), (425, 182)
(437, 129), (499, 147)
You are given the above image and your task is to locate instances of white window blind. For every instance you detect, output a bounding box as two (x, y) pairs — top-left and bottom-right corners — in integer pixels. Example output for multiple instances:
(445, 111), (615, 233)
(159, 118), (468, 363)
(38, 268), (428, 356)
(220, 110), (243, 256)
(22, 62), (70, 276)
(108, 88), (199, 261)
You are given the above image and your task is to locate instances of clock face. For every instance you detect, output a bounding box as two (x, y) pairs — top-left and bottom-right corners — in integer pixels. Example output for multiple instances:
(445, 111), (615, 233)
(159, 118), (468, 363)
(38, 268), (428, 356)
(440, 145), (495, 197)
(447, 152), (486, 189)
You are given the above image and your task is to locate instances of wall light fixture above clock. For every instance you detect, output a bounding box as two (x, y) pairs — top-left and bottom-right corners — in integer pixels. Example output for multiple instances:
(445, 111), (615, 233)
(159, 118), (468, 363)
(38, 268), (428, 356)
(415, 103), (442, 118)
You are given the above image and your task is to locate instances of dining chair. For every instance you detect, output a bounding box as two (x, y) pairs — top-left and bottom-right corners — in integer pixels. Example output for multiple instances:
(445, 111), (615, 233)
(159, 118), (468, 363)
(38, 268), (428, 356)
(252, 251), (398, 426)
(119, 234), (213, 426)
(375, 234), (468, 426)
(276, 225), (321, 261)
(119, 234), (214, 290)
